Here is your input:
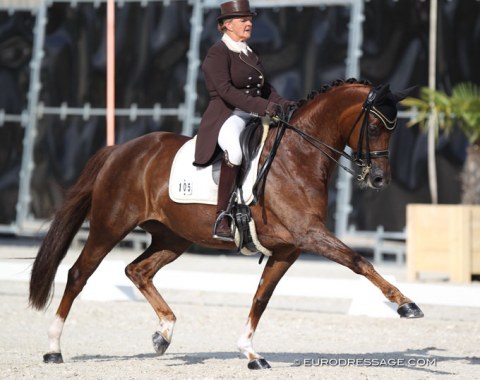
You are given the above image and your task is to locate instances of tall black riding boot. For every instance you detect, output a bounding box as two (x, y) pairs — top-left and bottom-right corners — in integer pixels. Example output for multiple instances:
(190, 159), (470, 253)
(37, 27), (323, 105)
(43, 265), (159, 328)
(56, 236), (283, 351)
(213, 158), (240, 241)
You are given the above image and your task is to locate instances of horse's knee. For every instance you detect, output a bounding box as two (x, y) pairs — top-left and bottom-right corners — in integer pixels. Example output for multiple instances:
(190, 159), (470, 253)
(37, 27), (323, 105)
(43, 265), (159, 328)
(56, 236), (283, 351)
(125, 263), (142, 285)
(350, 255), (373, 275)
(125, 263), (153, 290)
(125, 263), (134, 279)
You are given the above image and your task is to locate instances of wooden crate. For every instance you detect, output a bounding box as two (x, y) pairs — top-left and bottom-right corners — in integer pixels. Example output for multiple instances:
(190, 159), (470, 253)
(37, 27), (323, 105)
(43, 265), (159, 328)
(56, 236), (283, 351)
(407, 204), (480, 282)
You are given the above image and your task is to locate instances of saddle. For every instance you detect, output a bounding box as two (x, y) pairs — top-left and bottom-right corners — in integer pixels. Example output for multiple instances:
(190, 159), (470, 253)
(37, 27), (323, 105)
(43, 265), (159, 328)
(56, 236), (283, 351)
(169, 117), (272, 257)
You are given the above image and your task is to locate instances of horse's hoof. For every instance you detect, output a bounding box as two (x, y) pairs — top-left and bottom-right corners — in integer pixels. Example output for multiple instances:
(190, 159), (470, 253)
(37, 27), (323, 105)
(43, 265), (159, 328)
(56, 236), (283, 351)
(247, 358), (271, 370)
(397, 302), (424, 318)
(43, 352), (64, 363)
(152, 331), (170, 355)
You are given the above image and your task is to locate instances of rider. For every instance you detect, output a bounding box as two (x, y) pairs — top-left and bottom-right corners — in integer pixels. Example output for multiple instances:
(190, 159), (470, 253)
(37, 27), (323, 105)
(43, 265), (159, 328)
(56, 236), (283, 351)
(193, 0), (295, 242)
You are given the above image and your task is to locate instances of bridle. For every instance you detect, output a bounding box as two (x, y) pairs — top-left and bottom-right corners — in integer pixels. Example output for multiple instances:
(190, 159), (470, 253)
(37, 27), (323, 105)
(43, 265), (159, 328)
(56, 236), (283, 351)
(346, 86), (397, 180)
(252, 86), (397, 202)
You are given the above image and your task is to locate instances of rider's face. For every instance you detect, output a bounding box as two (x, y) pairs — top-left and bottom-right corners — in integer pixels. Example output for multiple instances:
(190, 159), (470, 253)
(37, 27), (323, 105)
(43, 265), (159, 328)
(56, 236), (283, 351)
(224, 17), (253, 42)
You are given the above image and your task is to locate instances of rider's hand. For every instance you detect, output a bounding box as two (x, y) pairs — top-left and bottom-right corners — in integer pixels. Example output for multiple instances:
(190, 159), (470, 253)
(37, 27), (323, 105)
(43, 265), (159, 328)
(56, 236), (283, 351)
(265, 102), (283, 119)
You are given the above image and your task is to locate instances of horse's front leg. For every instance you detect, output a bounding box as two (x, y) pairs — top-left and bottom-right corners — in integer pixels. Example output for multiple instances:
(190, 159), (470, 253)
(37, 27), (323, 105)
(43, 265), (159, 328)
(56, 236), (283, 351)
(300, 228), (423, 318)
(238, 249), (300, 370)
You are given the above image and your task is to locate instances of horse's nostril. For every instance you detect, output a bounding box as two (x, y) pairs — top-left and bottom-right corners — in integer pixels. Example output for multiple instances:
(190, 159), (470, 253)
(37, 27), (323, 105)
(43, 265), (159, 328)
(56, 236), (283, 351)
(373, 176), (384, 188)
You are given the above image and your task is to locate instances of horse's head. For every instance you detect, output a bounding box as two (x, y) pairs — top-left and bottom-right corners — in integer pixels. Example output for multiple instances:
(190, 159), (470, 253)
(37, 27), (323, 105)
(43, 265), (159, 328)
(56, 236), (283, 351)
(343, 83), (413, 189)
(270, 80), (414, 199)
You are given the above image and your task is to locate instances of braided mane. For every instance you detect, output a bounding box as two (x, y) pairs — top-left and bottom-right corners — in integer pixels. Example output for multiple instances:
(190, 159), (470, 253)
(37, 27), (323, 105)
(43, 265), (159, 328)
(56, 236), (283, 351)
(296, 78), (372, 108)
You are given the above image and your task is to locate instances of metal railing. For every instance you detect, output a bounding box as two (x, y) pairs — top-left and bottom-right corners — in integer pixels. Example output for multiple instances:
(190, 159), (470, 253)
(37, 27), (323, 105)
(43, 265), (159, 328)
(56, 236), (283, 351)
(0, 0), (407, 265)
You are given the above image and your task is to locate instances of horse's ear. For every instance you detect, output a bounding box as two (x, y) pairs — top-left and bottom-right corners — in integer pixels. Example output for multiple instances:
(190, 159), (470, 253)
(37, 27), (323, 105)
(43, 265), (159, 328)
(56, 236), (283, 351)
(391, 86), (418, 102)
(374, 83), (390, 98)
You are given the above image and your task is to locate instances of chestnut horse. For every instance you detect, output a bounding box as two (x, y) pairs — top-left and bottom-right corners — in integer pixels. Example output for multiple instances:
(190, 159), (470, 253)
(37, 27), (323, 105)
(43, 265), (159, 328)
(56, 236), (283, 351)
(29, 79), (423, 370)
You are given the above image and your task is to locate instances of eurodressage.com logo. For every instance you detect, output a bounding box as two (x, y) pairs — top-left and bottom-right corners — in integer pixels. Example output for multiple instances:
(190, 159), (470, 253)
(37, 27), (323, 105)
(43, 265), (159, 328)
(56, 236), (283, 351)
(293, 357), (437, 367)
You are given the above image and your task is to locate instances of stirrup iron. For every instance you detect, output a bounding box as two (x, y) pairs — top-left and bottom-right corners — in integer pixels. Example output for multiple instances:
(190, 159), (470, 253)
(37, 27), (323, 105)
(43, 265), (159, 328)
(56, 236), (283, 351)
(213, 211), (236, 241)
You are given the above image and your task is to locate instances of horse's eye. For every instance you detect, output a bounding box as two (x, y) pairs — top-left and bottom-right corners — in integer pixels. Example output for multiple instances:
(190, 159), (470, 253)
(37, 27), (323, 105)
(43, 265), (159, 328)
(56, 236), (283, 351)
(368, 123), (380, 135)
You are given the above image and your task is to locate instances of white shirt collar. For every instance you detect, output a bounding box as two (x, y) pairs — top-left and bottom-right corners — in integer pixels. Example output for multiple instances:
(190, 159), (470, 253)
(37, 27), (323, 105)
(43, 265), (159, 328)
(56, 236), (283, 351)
(222, 33), (252, 55)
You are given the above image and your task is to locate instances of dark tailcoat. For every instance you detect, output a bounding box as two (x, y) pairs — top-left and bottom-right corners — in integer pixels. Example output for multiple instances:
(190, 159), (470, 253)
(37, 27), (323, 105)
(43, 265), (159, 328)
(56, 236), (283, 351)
(193, 40), (289, 166)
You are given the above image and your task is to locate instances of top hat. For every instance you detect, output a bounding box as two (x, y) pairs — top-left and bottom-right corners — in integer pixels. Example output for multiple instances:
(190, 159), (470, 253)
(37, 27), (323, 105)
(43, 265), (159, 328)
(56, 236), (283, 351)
(217, 0), (257, 21)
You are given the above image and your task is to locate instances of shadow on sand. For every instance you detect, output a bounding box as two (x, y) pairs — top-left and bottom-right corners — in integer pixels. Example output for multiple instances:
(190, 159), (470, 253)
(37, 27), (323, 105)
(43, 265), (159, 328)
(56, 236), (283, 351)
(71, 346), (479, 376)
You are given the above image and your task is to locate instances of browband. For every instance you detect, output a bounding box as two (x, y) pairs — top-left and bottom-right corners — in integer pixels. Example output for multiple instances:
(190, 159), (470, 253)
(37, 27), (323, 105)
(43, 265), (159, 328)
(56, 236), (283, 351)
(370, 106), (397, 130)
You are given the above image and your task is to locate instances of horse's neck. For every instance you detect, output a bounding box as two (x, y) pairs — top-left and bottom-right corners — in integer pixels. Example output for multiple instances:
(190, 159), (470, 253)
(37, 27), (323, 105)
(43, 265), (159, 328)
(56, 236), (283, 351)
(292, 87), (366, 156)
(267, 114), (339, 199)
(288, 105), (344, 164)
(274, 92), (358, 185)
(263, 86), (367, 212)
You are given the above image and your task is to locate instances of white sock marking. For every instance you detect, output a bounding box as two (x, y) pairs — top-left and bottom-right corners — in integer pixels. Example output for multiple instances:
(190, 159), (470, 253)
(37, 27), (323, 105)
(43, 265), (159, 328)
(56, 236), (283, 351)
(159, 319), (175, 343)
(47, 315), (65, 353)
(237, 319), (261, 360)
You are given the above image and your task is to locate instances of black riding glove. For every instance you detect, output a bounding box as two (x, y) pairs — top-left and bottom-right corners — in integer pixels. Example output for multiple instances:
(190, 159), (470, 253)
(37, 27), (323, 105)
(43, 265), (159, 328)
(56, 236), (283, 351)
(265, 102), (283, 118)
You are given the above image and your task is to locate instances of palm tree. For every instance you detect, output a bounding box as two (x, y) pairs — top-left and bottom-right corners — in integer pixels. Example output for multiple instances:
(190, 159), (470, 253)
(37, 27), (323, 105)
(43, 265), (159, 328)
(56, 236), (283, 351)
(402, 82), (480, 204)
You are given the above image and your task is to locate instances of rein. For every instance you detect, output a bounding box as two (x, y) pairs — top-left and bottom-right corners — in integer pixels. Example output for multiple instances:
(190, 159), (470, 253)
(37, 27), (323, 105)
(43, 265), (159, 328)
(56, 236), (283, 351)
(252, 87), (392, 203)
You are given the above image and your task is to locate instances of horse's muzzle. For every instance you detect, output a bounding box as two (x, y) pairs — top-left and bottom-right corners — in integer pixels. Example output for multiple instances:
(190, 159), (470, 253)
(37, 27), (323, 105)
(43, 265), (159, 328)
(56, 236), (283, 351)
(368, 166), (390, 189)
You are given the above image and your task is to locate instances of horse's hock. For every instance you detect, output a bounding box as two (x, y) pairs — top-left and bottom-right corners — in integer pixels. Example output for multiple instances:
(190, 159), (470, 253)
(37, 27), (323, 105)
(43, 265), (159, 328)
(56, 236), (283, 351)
(407, 204), (480, 282)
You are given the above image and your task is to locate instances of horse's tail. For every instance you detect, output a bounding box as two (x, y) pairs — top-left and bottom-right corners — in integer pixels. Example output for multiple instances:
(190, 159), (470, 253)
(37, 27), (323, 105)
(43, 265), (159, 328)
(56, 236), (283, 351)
(29, 145), (114, 310)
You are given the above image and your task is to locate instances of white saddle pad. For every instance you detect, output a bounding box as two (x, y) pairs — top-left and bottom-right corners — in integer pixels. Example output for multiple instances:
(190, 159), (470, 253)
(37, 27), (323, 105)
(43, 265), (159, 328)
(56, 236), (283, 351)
(169, 135), (264, 205)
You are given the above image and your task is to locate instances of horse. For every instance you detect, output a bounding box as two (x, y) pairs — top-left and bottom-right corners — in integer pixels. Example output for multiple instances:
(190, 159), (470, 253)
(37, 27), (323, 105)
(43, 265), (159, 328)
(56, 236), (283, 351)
(29, 79), (423, 370)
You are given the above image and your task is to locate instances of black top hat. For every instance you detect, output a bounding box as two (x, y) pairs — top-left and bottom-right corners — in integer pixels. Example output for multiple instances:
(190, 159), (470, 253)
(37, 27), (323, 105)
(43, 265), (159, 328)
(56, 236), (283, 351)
(217, 0), (257, 22)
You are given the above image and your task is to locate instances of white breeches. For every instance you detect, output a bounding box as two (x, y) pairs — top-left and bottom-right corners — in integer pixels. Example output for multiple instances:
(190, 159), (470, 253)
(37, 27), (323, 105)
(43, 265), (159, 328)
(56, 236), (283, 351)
(218, 110), (252, 166)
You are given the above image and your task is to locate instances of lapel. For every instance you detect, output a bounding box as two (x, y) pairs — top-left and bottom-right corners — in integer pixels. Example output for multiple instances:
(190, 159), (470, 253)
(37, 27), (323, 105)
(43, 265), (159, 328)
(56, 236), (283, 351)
(239, 51), (265, 86)
(239, 51), (259, 69)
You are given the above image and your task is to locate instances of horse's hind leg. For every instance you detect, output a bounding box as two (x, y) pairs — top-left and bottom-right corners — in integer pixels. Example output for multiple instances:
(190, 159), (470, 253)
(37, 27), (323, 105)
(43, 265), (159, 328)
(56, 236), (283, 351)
(44, 224), (133, 363)
(125, 224), (191, 356)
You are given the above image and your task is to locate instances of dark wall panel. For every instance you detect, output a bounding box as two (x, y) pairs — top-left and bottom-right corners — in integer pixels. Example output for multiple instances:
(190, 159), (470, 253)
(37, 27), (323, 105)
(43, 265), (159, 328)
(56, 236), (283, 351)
(0, 0), (478, 230)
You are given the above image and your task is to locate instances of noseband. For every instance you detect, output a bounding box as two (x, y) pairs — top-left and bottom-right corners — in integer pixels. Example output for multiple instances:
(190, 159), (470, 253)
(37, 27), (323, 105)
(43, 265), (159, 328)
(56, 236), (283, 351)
(252, 87), (397, 202)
